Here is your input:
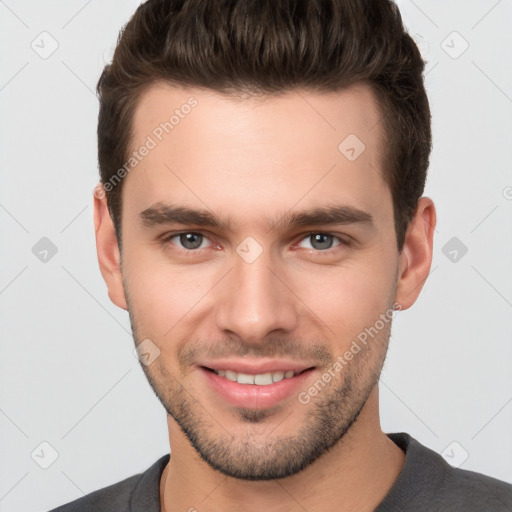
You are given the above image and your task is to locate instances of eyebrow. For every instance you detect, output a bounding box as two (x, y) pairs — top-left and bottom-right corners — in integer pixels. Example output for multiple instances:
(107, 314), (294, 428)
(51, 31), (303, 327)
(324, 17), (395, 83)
(138, 202), (373, 231)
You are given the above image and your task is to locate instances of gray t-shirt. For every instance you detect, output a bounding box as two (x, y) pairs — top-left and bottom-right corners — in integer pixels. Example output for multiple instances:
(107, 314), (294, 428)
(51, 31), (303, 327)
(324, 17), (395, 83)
(49, 432), (512, 511)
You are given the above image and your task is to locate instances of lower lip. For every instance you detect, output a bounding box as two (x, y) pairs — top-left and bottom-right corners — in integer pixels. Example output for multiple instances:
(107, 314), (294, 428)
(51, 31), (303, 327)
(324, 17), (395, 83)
(199, 367), (315, 409)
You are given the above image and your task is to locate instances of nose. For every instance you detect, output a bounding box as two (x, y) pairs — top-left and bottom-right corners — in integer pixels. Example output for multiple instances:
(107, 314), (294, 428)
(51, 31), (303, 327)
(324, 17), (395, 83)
(214, 249), (299, 344)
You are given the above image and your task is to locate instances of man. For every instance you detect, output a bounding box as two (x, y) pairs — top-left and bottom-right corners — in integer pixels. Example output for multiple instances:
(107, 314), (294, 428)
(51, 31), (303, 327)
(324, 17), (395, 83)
(51, 0), (512, 510)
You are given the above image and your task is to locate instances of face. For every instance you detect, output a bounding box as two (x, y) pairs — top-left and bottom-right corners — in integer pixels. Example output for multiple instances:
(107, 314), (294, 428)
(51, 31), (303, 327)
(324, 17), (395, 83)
(95, 83), (429, 480)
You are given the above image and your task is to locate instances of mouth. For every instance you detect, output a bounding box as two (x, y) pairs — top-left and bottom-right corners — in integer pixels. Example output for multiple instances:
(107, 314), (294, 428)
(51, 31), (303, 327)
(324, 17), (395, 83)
(198, 362), (316, 409)
(201, 366), (310, 386)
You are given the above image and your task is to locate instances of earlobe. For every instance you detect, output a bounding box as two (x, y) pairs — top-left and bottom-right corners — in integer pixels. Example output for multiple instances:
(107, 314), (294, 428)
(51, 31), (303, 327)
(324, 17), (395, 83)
(395, 197), (436, 310)
(93, 184), (128, 310)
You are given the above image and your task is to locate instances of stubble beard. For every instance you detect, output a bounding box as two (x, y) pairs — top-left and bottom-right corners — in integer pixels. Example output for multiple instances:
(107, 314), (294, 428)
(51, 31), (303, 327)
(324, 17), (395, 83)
(133, 329), (390, 481)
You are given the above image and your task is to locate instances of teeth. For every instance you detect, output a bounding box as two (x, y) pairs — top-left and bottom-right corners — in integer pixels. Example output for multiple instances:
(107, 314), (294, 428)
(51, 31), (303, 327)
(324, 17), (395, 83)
(213, 369), (298, 385)
(237, 372), (255, 384)
(254, 373), (273, 385)
(225, 370), (237, 382)
(272, 371), (284, 383)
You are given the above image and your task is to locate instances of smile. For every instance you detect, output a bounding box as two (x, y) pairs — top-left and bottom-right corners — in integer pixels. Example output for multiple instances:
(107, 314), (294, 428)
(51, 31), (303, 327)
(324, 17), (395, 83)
(200, 365), (316, 409)
(206, 368), (301, 386)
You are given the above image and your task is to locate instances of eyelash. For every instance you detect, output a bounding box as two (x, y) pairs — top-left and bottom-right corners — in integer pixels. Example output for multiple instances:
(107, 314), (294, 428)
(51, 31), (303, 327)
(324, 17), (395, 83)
(160, 231), (349, 254)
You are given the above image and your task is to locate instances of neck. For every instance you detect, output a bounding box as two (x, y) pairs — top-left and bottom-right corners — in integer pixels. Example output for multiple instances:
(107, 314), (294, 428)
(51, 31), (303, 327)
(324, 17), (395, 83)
(160, 386), (405, 512)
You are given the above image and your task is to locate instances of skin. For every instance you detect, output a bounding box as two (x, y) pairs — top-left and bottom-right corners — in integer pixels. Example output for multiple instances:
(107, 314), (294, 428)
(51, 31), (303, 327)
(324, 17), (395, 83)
(94, 82), (436, 512)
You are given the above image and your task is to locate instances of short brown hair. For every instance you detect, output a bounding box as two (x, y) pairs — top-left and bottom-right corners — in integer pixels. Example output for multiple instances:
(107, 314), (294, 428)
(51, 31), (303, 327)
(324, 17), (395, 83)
(97, 0), (431, 251)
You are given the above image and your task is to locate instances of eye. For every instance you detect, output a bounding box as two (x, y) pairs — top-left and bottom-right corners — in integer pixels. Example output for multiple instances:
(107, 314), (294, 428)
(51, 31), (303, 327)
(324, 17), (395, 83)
(163, 232), (211, 250)
(161, 231), (347, 254)
(297, 233), (343, 251)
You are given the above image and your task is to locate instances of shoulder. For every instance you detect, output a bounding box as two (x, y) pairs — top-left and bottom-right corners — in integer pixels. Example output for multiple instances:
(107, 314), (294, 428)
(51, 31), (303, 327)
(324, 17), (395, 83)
(437, 460), (512, 509)
(380, 432), (512, 511)
(48, 473), (140, 512)
(48, 455), (169, 512)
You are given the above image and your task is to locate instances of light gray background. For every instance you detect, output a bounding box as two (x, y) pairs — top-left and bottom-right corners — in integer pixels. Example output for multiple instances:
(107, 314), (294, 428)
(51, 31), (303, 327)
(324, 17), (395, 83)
(1, 1), (511, 511)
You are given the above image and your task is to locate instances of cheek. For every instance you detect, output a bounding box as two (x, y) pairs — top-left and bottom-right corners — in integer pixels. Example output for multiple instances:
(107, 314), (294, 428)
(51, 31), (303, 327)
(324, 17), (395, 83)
(122, 229), (398, 349)
(122, 246), (219, 335)
(295, 258), (396, 345)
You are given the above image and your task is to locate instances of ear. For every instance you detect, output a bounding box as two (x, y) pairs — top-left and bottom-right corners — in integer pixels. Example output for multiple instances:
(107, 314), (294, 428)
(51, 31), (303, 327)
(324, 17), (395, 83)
(395, 197), (436, 310)
(93, 184), (127, 310)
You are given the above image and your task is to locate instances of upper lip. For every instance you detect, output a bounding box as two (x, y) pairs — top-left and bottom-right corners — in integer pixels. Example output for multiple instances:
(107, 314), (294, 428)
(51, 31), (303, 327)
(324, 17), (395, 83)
(199, 359), (316, 375)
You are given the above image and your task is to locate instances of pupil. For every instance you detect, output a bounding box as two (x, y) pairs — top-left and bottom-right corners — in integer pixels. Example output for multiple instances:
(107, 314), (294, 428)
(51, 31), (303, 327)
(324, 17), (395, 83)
(312, 233), (332, 250)
(181, 233), (202, 249)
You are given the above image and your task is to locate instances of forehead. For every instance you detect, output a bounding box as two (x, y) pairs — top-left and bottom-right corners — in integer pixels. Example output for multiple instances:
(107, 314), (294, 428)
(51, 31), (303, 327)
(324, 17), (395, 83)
(124, 82), (391, 230)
